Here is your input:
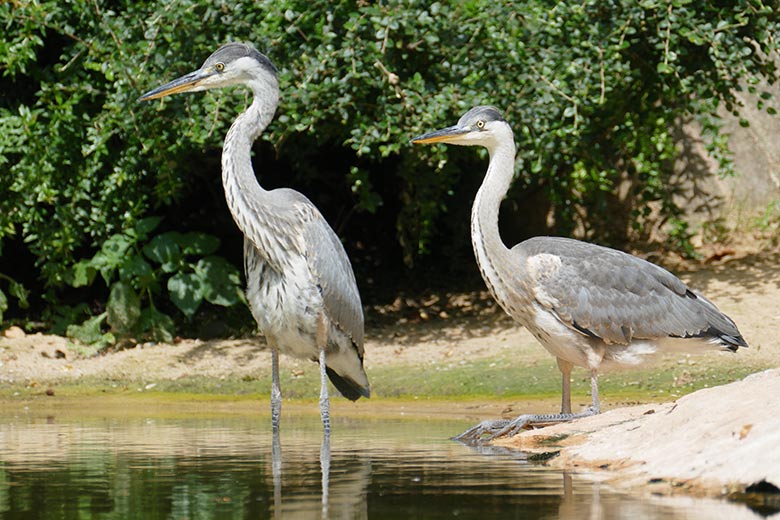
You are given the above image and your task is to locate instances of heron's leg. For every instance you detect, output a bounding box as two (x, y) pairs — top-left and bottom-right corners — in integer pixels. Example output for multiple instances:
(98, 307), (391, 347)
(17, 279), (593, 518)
(270, 340), (282, 433)
(316, 313), (331, 435)
(590, 369), (601, 413)
(315, 315), (332, 516)
(318, 347), (331, 435)
(556, 358), (573, 415)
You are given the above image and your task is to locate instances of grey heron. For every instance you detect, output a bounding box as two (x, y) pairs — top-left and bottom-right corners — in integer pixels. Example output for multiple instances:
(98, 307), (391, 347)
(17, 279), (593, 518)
(412, 105), (746, 443)
(139, 42), (370, 435)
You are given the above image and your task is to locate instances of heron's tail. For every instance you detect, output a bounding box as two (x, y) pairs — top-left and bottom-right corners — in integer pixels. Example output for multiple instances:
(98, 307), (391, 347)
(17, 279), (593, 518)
(705, 326), (748, 352)
(700, 298), (748, 352)
(325, 366), (371, 401)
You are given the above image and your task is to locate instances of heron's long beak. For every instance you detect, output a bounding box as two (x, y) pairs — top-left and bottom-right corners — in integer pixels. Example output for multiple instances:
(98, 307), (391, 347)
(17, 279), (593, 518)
(138, 67), (217, 101)
(411, 125), (469, 145)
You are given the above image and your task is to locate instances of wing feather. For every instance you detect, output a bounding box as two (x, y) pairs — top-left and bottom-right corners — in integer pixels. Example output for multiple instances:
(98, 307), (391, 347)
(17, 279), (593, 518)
(516, 237), (743, 346)
(301, 210), (365, 352)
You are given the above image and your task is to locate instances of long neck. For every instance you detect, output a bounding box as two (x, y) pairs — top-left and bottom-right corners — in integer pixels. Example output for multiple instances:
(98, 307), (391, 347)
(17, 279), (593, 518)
(221, 88), (287, 266)
(471, 136), (528, 311)
(222, 93), (276, 215)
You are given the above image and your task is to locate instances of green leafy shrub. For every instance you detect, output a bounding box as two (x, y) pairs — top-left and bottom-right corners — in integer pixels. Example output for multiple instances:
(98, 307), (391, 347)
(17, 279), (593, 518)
(67, 217), (243, 346)
(0, 273), (29, 325)
(0, 1), (778, 333)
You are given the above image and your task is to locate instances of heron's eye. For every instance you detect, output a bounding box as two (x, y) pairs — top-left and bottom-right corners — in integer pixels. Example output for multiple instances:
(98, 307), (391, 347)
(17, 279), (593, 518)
(476, 120), (485, 129)
(215, 62), (225, 72)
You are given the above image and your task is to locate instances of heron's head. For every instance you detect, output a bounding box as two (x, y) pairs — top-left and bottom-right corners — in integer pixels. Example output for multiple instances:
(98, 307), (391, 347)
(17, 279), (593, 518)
(139, 42), (278, 101)
(411, 106), (511, 151)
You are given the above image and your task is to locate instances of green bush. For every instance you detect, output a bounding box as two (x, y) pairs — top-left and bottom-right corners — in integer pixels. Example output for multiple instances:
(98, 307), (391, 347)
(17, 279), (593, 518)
(0, 1), (777, 335)
(65, 216), (243, 347)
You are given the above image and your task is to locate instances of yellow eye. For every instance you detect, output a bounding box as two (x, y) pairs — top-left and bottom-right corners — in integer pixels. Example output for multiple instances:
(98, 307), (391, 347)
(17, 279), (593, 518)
(476, 120), (485, 129)
(215, 62), (225, 72)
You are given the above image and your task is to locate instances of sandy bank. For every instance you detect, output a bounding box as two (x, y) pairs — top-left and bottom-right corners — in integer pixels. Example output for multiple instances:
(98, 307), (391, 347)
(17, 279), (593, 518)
(495, 368), (780, 500)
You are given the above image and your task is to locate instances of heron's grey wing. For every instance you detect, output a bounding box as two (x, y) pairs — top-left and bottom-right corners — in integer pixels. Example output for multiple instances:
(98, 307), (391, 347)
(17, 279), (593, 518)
(516, 237), (743, 346)
(301, 211), (364, 351)
(270, 192), (365, 353)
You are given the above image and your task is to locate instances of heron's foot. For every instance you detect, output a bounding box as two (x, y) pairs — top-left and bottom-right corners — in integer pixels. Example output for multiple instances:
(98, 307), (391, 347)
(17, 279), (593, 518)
(452, 419), (512, 445)
(453, 408), (600, 446)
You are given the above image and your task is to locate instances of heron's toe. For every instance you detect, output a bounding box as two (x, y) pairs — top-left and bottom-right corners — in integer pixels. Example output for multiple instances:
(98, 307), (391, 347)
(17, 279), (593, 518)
(488, 414), (534, 440)
(452, 419), (510, 444)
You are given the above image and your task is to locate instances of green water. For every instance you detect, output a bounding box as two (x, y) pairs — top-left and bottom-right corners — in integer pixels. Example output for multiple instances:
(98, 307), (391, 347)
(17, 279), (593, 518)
(0, 405), (763, 519)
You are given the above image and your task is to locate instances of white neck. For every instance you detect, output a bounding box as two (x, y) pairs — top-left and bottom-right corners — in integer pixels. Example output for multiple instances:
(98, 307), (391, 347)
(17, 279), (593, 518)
(470, 130), (526, 310)
(220, 79), (285, 265)
(221, 84), (278, 198)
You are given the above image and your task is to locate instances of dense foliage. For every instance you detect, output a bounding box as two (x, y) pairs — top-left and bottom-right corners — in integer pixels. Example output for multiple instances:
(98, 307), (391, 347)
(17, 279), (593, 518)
(1, 1), (777, 338)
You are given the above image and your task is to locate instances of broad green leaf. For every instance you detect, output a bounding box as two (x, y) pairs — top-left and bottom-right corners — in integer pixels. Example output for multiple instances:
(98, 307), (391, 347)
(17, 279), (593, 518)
(96, 233), (134, 266)
(118, 254), (155, 289)
(195, 256), (245, 307)
(86, 233), (136, 285)
(179, 232), (220, 256)
(106, 281), (142, 334)
(71, 260), (96, 288)
(67, 312), (108, 345)
(143, 232), (184, 272)
(138, 307), (175, 343)
(135, 216), (163, 238)
(167, 272), (204, 319)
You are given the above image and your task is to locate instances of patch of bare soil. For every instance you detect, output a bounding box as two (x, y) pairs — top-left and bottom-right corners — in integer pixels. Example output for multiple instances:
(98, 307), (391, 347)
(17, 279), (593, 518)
(0, 289), (537, 389)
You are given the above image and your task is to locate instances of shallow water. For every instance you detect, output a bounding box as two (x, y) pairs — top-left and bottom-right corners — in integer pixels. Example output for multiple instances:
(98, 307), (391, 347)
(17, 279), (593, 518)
(0, 404), (767, 519)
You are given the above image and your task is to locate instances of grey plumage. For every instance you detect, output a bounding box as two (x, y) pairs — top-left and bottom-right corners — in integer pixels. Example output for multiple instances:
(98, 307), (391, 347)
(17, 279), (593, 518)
(140, 42), (369, 433)
(413, 105), (746, 442)
(517, 236), (745, 349)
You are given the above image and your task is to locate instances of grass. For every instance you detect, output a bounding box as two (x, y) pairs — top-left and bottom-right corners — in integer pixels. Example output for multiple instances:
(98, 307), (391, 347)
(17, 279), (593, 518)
(0, 350), (771, 410)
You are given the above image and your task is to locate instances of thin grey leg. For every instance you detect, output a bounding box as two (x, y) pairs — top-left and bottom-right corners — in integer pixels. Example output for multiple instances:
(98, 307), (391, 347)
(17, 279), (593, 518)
(271, 344), (282, 433)
(318, 347), (331, 435)
(590, 369), (601, 413)
(316, 313), (331, 435)
(557, 358), (573, 414)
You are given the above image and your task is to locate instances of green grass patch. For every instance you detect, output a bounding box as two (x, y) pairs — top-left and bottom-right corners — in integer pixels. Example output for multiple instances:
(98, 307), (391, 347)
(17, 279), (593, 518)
(0, 353), (770, 405)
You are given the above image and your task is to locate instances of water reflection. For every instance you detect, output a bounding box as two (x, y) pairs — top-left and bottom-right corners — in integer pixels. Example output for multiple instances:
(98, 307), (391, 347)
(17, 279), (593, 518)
(272, 429), (333, 519)
(0, 408), (772, 519)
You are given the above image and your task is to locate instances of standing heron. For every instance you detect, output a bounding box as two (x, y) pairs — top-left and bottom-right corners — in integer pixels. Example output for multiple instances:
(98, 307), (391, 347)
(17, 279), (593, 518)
(412, 105), (746, 443)
(140, 42), (370, 434)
